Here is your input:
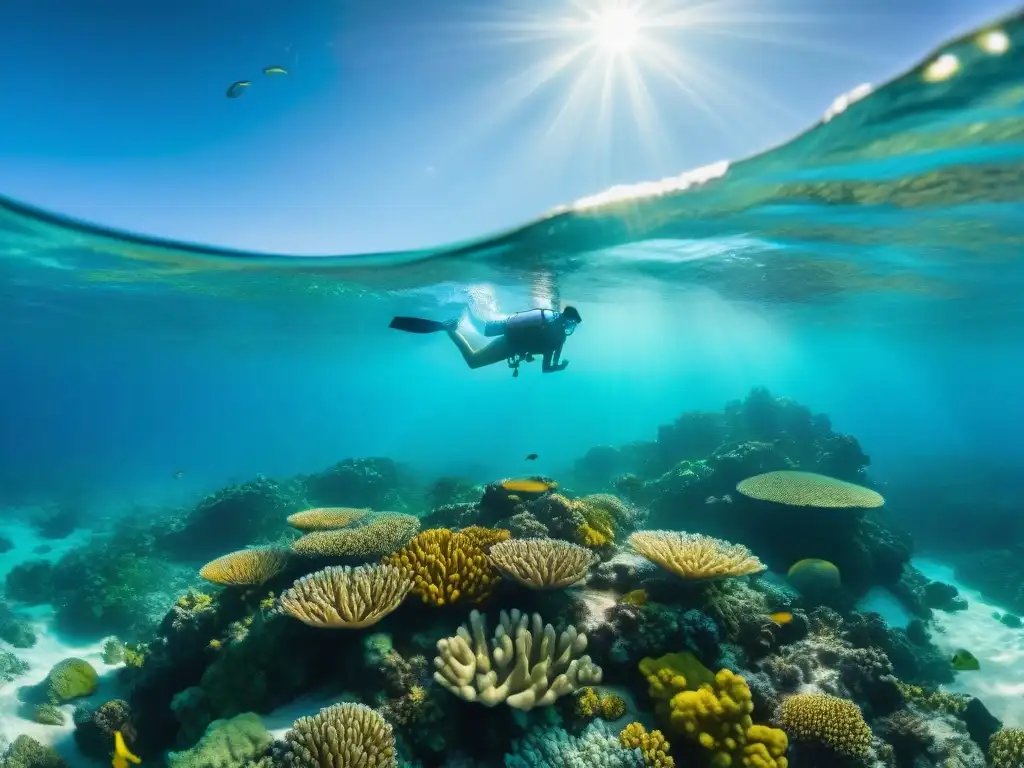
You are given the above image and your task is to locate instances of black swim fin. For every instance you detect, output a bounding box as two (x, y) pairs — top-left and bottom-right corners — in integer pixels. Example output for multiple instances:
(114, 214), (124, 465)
(389, 316), (448, 334)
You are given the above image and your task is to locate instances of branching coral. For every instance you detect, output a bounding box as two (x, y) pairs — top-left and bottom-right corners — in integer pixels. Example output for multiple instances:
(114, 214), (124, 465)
(0, 735), (67, 768)
(629, 531), (766, 580)
(384, 528), (499, 607)
(735, 470), (883, 508)
(278, 563), (413, 628)
(291, 513), (420, 557)
(639, 652), (788, 768)
(487, 538), (598, 589)
(287, 506), (368, 531)
(989, 728), (1024, 768)
(619, 722), (674, 768)
(777, 693), (872, 758)
(198, 548), (289, 587)
(272, 702), (397, 767)
(433, 608), (602, 710)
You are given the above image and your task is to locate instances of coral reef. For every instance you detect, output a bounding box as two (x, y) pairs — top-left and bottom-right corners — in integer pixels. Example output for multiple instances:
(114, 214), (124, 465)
(777, 693), (872, 759)
(505, 719), (644, 767)
(639, 652), (789, 767)
(0, 599), (37, 647)
(73, 699), (136, 762)
(166, 712), (272, 767)
(488, 538), (598, 589)
(385, 528), (500, 606)
(269, 702), (396, 766)
(433, 609), (602, 709)
(198, 548), (290, 587)
(279, 563), (413, 628)
(0, 735), (67, 767)
(26, 390), (1009, 768)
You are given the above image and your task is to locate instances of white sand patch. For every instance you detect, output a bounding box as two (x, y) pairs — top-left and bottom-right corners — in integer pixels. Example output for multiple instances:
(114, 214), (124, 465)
(0, 521), (93, 582)
(0, 606), (125, 764)
(913, 557), (1024, 728)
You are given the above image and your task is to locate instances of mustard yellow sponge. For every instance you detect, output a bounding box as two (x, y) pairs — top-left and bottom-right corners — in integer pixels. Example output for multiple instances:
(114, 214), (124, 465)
(989, 728), (1024, 768)
(620, 722), (675, 768)
(778, 694), (871, 758)
(385, 528), (499, 607)
(638, 653), (788, 768)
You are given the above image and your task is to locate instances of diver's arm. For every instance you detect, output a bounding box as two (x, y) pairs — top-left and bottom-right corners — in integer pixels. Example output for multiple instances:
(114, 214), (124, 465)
(542, 344), (568, 373)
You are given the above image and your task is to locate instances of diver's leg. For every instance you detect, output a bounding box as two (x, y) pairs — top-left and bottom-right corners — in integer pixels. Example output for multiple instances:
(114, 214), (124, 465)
(447, 328), (511, 369)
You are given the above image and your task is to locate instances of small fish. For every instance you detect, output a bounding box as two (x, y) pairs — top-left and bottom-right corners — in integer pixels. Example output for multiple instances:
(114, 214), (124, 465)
(112, 730), (141, 768)
(502, 479), (554, 494)
(173, 470), (184, 480)
(263, 65), (288, 76)
(226, 80), (251, 98)
(951, 649), (980, 671)
(769, 611), (793, 625)
(525, 454), (538, 461)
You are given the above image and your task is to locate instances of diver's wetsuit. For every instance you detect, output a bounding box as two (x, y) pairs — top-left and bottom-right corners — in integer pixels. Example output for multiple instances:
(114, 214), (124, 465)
(449, 308), (571, 373)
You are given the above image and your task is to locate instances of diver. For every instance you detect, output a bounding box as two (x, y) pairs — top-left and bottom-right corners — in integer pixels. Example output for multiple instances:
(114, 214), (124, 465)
(389, 306), (582, 376)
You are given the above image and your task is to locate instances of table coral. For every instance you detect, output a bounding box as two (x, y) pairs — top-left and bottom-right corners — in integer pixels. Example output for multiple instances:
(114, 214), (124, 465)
(278, 563), (413, 629)
(487, 538), (598, 589)
(271, 702), (397, 767)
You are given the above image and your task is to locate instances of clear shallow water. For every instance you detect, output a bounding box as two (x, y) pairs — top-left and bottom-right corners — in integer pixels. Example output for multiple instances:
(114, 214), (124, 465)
(0, 10), (1022, 502)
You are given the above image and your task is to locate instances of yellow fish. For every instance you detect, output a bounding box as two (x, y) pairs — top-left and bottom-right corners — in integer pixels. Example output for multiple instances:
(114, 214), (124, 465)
(502, 479), (555, 494)
(769, 611), (793, 625)
(112, 731), (140, 768)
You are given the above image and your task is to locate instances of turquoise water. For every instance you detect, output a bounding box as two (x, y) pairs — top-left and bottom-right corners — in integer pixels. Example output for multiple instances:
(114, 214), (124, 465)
(0, 9), (1023, 767)
(1, 10), (1021, 507)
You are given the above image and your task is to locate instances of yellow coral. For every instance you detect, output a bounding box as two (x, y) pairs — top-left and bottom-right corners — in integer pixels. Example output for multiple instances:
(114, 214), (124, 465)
(620, 722), (675, 768)
(278, 563), (413, 629)
(487, 537), (598, 589)
(578, 522), (612, 548)
(575, 688), (627, 721)
(895, 680), (969, 714)
(989, 728), (1024, 768)
(208, 638), (222, 650)
(123, 644), (147, 668)
(292, 513), (420, 557)
(199, 548), (289, 586)
(629, 531), (766, 580)
(287, 506), (368, 531)
(778, 694), (871, 758)
(639, 652), (788, 768)
(458, 526), (511, 551)
(384, 528), (499, 607)
(177, 590), (214, 612)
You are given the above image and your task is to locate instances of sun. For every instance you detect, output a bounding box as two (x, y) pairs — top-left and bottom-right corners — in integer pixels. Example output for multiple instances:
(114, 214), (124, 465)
(591, 8), (641, 54)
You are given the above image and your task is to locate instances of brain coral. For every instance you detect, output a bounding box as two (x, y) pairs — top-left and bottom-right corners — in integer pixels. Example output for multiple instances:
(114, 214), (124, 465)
(629, 531), (766, 580)
(287, 506), (368, 531)
(291, 513), (420, 558)
(736, 471), (883, 508)
(198, 548), (289, 587)
(273, 702), (396, 767)
(278, 563), (413, 629)
(487, 538), (598, 589)
(778, 693), (872, 758)
(45, 657), (98, 703)
(385, 528), (500, 606)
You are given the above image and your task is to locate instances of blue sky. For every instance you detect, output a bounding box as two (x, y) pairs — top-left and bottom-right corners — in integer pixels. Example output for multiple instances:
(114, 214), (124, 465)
(0, 0), (1016, 255)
